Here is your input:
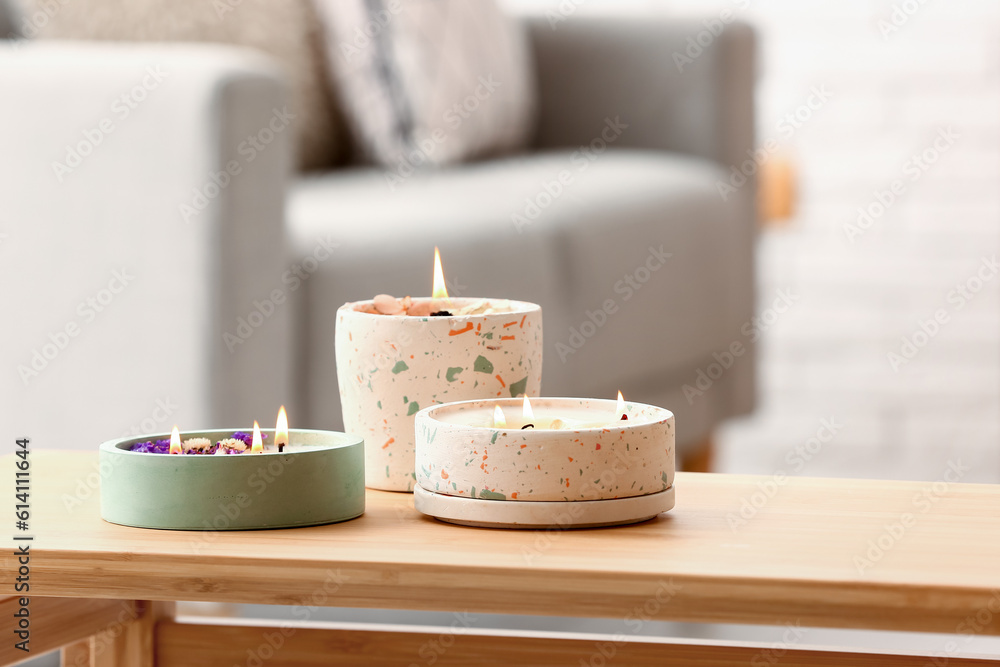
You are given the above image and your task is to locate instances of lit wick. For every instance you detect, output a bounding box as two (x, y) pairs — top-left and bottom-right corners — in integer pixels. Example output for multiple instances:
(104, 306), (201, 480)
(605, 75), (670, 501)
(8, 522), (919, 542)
(493, 404), (506, 429)
(521, 395), (535, 429)
(431, 246), (451, 316)
(616, 391), (628, 421)
(275, 405), (288, 453)
(168, 426), (182, 455)
(251, 421), (263, 454)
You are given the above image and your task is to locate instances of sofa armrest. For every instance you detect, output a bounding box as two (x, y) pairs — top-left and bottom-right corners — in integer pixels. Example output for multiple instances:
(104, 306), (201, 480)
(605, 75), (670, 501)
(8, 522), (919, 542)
(525, 14), (755, 170)
(0, 42), (292, 448)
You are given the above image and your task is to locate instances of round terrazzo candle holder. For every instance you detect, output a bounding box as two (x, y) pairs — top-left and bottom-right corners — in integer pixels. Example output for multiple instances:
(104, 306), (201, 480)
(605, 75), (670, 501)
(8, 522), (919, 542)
(413, 397), (675, 528)
(336, 298), (543, 492)
(99, 429), (365, 530)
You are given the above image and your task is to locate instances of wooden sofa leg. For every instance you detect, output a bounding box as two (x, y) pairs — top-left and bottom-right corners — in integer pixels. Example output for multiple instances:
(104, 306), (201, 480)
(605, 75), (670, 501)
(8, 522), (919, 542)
(681, 434), (714, 472)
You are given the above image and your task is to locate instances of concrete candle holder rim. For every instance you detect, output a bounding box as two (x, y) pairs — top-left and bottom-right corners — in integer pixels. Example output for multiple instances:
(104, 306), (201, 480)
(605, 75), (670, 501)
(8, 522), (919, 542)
(101, 427), (362, 456)
(338, 297), (541, 319)
(416, 396), (675, 433)
(415, 395), (675, 507)
(99, 428), (365, 530)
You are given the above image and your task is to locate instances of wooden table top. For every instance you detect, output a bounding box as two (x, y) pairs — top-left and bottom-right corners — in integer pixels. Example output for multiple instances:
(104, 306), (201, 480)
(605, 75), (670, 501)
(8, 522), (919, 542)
(4, 452), (999, 635)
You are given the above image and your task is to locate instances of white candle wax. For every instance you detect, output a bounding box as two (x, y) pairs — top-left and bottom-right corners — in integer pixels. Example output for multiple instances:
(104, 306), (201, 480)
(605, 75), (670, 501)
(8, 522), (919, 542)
(479, 403), (632, 430)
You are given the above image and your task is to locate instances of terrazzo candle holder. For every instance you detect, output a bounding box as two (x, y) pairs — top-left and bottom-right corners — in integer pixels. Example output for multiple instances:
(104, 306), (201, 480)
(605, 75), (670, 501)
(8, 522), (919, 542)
(413, 397), (675, 528)
(99, 429), (365, 530)
(336, 298), (542, 492)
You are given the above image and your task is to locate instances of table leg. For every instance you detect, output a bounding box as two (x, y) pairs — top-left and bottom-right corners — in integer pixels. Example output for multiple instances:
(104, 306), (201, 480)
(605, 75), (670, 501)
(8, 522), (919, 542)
(55, 601), (174, 667)
(60, 640), (90, 667)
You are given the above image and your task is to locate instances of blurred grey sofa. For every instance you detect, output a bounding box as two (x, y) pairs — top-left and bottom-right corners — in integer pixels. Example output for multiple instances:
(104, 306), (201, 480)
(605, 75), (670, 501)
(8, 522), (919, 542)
(0, 10), (755, 465)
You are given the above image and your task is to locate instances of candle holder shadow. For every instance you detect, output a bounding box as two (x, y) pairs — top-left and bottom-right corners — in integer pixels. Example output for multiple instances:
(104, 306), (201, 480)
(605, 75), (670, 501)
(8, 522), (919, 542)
(99, 429), (365, 530)
(414, 398), (675, 529)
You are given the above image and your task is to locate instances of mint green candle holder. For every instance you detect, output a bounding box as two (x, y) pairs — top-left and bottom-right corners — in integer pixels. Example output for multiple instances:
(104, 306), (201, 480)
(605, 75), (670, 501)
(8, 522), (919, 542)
(99, 429), (365, 530)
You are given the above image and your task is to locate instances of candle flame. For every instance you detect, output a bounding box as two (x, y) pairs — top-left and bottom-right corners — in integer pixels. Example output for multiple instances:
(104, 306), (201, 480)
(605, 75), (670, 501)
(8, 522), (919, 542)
(616, 390), (627, 421)
(432, 246), (449, 299)
(251, 421), (263, 453)
(276, 406), (288, 452)
(493, 404), (506, 428)
(169, 426), (182, 454)
(522, 395), (534, 419)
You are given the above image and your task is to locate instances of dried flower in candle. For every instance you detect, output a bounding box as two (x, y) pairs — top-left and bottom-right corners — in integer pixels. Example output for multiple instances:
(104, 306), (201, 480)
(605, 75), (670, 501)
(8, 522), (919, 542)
(218, 438), (246, 452)
(230, 431), (267, 447)
(130, 432), (257, 454)
(182, 438), (212, 451)
(130, 440), (170, 454)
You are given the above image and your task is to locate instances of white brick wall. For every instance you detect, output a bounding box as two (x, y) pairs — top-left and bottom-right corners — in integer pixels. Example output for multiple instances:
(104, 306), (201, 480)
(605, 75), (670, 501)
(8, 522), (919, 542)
(716, 0), (1000, 483)
(505, 0), (1000, 483)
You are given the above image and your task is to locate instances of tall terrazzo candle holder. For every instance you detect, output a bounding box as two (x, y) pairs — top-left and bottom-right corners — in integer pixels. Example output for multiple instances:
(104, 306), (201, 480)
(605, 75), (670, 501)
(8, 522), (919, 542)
(336, 298), (542, 492)
(413, 397), (675, 528)
(99, 429), (365, 530)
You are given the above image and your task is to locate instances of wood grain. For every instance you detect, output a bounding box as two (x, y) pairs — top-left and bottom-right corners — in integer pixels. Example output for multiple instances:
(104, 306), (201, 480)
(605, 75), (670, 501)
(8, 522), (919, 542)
(155, 619), (1000, 667)
(0, 597), (137, 665)
(4, 451), (1000, 635)
(61, 640), (91, 667)
(91, 601), (174, 667)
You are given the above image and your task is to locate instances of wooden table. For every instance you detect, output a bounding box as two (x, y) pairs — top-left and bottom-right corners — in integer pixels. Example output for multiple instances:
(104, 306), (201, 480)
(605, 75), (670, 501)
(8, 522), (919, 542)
(3, 451), (999, 666)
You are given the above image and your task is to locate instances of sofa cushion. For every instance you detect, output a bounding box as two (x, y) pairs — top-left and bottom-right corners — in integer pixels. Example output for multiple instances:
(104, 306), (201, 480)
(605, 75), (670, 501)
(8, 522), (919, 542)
(312, 0), (536, 170)
(288, 149), (745, 431)
(22, 0), (343, 170)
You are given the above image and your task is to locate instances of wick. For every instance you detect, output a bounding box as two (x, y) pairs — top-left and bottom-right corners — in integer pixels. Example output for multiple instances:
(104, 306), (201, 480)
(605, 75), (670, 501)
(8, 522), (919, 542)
(521, 424), (535, 430)
(620, 414), (628, 421)
(278, 443), (284, 453)
(430, 310), (453, 317)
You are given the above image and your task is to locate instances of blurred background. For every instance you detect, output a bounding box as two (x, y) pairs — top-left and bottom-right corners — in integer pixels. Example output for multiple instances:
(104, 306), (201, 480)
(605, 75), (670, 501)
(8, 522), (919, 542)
(3, 0), (999, 664)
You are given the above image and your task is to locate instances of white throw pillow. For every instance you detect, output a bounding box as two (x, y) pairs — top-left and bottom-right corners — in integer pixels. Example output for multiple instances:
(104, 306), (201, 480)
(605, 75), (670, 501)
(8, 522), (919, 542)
(313, 0), (537, 171)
